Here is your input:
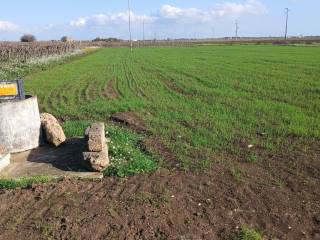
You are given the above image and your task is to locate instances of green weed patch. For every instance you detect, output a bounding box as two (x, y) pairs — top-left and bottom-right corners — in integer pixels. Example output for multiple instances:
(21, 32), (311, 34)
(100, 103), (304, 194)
(0, 176), (56, 190)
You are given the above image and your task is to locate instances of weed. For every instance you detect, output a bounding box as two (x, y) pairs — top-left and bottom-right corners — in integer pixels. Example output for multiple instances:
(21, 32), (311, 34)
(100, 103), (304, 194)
(231, 167), (244, 182)
(274, 177), (285, 188)
(35, 220), (55, 240)
(246, 154), (259, 163)
(63, 121), (158, 177)
(129, 192), (153, 204)
(0, 176), (56, 190)
(104, 126), (158, 177)
(234, 226), (263, 240)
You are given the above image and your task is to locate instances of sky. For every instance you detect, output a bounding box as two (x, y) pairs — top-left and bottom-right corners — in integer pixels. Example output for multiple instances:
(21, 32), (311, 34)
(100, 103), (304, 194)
(0, 0), (319, 41)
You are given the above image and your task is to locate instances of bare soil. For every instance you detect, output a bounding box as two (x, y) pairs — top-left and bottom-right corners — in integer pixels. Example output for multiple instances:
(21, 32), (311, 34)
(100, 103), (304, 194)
(0, 164), (319, 240)
(110, 111), (151, 135)
(104, 76), (119, 100)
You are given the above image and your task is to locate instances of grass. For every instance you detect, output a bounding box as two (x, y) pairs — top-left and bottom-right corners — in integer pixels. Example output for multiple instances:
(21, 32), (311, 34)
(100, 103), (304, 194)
(105, 126), (158, 177)
(0, 176), (55, 190)
(234, 226), (263, 240)
(23, 45), (320, 171)
(63, 121), (158, 177)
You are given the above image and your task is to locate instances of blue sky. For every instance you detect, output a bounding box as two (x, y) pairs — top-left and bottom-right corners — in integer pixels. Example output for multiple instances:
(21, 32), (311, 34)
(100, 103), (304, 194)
(0, 0), (319, 40)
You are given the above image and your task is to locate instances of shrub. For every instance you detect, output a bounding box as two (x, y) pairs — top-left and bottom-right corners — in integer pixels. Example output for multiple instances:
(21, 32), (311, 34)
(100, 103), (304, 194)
(21, 34), (36, 42)
(61, 36), (72, 42)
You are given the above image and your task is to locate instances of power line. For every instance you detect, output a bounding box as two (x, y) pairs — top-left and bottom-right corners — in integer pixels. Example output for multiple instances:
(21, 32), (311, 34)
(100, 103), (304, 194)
(284, 8), (290, 40)
(128, 0), (133, 52)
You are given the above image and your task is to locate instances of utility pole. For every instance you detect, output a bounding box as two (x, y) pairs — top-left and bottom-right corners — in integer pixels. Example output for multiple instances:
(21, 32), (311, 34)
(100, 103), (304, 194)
(143, 20), (145, 46)
(128, 0), (133, 52)
(235, 20), (239, 40)
(212, 27), (215, 40)
(284, 8), (290, 40)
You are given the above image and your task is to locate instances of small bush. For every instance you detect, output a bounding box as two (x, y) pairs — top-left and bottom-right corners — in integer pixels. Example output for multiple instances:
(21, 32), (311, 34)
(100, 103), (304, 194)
(21, 34), (36, 42)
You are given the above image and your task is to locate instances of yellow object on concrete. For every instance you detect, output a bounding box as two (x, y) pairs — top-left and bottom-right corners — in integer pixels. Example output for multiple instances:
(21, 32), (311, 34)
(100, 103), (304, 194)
(0, 83), (18, 96)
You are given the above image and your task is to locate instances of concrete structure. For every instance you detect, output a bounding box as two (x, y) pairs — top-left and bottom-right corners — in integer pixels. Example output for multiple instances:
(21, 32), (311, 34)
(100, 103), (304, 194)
(0, 146), (10, 172)
(0, 96), (42, 153)
(0, 138), (103, 179)
(0, 153), (10, 172)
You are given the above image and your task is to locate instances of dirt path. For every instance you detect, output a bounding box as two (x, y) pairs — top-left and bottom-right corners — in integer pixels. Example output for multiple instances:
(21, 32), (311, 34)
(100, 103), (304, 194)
(0, 164), (319, 240)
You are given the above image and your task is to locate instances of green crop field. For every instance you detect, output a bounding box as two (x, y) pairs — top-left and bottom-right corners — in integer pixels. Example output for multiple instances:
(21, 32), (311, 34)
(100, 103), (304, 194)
(25, 45), (320, 172)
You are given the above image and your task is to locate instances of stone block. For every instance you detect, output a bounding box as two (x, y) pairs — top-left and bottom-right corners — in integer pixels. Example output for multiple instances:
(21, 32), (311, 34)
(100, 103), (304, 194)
(41, 113), (66, 147)
(82, 145), (109, 172)
(85, 123), (105, 152)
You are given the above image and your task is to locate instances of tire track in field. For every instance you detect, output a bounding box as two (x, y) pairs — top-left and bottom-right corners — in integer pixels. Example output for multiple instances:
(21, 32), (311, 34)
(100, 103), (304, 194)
(45, 86), (65, 113)
(100, 64), (120, 100)
(78, 81), (90, 103)
(128, 59), (153, 100)
(102, 76), (119, 100)
(138, 63), (189, 97)
(85, 79), (101, 102)
(117, 59), (134, 99)
(122, 58), (148, 100)
(132, 57), (193, 98)
(0, 186), (58, 228)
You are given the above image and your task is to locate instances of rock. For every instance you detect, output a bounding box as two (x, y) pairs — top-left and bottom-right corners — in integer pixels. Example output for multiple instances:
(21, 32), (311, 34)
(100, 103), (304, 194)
(85, 123), (105, 152)
(82, 145), (109, 172)
(0, 145), (10, 172)
(40, 113), (66, 147)
(314, 215), (320, 224)
(82, 122), (109, 172)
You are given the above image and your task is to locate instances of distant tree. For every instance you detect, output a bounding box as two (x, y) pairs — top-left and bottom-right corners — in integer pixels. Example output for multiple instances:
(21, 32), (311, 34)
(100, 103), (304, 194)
(20, 34), (36, 42)
(61, 36), (72, 42)
(92, 37), (102, 42)
(61, 36), (68, 42)
(92, 37), (122, 42)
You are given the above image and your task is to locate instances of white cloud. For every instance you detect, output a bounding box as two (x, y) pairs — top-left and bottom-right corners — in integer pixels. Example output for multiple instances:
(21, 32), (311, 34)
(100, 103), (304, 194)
(214, 0), (267, 17)
(160, 5), (212, 22)
(159, 0), (267, 23)
(0, 21), (19, 32)
(70, 17), (87, 27)
(70, 12), (154, 27)
(62, 0), (268, 39)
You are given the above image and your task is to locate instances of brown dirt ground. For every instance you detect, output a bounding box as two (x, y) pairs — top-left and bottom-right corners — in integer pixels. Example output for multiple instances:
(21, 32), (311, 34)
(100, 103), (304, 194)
(110, 111), (151, 135)
(0, 155), (319, 240)
(0, 114), (319, 240)
(103, 76), (119, 100)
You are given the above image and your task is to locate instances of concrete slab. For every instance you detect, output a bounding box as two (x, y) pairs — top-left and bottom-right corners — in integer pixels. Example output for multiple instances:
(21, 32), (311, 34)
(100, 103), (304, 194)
(0, 138), (103, 179)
